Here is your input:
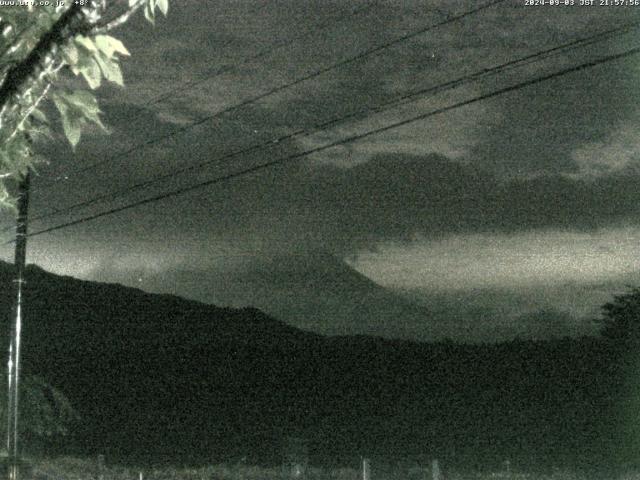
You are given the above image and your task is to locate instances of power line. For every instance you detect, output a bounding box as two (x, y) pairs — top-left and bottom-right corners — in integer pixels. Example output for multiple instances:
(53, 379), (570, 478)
(87, 1), (377, 138)
(23, 21), (639, 228)
(19, 45), (640, 242)
(36, 2), (377, 187)
(35, 0), (507, 190)
(136, 2), (378, 112)
(388, 20), (640, 109)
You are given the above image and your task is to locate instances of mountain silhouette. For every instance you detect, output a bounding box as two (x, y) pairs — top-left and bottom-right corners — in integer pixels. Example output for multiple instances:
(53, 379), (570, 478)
(91, 251), (445, 340)
(0, 262), (626, 471)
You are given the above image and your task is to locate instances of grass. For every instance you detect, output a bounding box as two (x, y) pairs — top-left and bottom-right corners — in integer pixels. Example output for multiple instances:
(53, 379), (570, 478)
(26, 457), (360, 480)
(16, 456), (640, 480)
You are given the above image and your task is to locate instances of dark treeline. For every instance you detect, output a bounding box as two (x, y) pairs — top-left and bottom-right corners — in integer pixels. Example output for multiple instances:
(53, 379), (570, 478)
(0, 263), (639, 473)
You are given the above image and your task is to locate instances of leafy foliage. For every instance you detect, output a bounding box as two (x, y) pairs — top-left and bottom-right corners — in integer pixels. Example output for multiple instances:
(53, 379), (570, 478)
(0, 372), (78, 451)
(599, 287), (640, 346)
(0, 0), (168, 210)
(145, 0), (169, 24)
(51, 89), (108, 148)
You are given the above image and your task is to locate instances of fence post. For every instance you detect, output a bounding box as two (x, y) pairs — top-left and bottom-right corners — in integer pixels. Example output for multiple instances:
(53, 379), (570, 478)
(97, 454), (105, 480)
(503, 460), (511, 475)
(362, 458), (370, 480)
(431, 459), (440, 480)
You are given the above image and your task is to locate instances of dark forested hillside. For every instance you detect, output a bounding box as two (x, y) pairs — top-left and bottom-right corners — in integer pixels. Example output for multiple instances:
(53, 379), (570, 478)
(0, 263), (634, 472)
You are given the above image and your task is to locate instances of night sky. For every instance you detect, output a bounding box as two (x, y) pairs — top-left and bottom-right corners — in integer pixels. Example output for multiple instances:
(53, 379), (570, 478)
(2, 0), (640, 342)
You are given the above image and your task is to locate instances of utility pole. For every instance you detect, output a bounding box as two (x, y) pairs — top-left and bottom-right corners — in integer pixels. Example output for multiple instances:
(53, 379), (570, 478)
(6, 170), (31, 480)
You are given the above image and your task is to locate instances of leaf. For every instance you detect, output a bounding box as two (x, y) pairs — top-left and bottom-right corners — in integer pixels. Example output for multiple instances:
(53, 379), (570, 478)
(75, 35), (97, 53)
(61, 42), (79, 65)
(1, 135), (33, 178)
(61, 112), (83, 149)
(94, 35), (130, 59)
(52, 93), (85, 149)
(59, 90), (100, 115)
(54, 91), (109, 137)
(79, 57), (102, 89)
(69, 49), (103, 89)
(1, 22), (13, 38)
(0, 182), (17, 215)
(30, 108), (48, 124)
(144, 0), (155, 24)
(35, 11), (53, 30)
(95, 52), (124, 86)
(156, 0), (168, 16)
(84, 110), (109, 133)
(11, 149), (31, 177)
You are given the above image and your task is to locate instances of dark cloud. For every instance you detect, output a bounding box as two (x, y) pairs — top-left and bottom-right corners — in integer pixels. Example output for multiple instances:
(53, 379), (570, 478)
(471, 48), (640, 177)
(181, 152), (640, 254)
(21, 145), (640, 263)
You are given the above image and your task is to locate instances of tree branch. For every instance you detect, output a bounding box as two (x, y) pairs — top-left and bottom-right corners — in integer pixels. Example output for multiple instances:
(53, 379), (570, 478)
(90, 0), (146, 34)
(7, 82), (52, 142)
(0, 1), (101, 131)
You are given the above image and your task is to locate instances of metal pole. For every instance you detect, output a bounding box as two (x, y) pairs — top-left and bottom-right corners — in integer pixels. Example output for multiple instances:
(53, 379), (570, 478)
(6, 170), (30, 480)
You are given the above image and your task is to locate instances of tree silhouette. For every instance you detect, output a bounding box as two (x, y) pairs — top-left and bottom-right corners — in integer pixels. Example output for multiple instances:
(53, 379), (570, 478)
(599, 287), (640, 346)
(0, 372), (78, 454)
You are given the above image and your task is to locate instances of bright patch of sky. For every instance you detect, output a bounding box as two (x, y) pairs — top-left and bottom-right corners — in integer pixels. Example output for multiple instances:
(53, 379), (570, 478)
(350, 227), (640, 292)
